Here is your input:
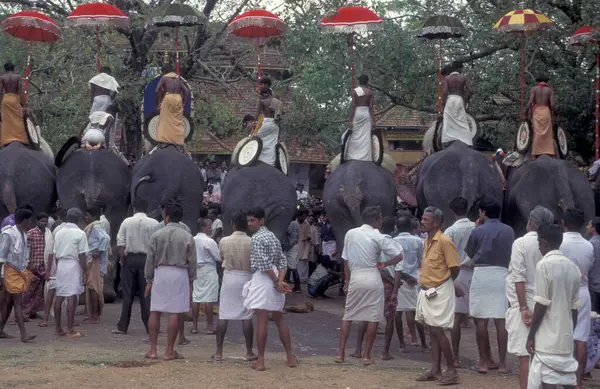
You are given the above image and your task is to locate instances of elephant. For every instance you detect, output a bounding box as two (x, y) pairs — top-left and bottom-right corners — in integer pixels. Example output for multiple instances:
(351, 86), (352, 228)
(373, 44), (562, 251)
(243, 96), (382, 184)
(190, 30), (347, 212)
(131, 146), (204, 234)
(505, 155), (594, 236)
(0, 142), (56, 219)
(56, 147), (131, 302)
(221, 161), (296, 245)
(417, 141), (504, 227)
(323, 160), (396, 252)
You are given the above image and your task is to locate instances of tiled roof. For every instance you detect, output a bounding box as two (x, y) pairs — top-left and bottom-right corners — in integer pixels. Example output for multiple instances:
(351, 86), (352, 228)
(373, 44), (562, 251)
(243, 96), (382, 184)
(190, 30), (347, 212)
(376, 106), (436, 129)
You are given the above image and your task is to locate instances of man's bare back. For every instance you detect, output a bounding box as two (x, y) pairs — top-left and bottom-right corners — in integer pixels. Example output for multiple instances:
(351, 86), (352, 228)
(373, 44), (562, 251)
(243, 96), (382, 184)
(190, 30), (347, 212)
(260, 97), (274, 119)
(156, 75), (189, 106)
(443, 74), (471, 105)
(353, 87), (373, 107)
(0, 73), (22, 97)
(530, 85), (553, 107)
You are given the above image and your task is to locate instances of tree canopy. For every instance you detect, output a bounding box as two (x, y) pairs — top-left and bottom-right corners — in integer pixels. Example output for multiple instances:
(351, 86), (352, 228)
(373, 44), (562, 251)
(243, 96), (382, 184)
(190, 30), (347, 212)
(0, 0), (599, 160)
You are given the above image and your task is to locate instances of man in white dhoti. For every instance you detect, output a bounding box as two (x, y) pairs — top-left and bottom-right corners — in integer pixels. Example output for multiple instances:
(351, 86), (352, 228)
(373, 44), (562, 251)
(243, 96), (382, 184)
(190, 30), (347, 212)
(191, 218), (221, 335)
(445, 196), (475, 367)
(244, 206), (296, 371)
(214, 212), (256, 362)
(527, 224), (581, 389)
(560, 208), (595, 389)
(88, 67), (118, 115)
(53, 208), (89, 339)
(415, 206), (462, 385)
(255, 87), (283, 167)
(344, 74), (374, 162)
(465, 198), (514, 374)
(441, 62), (473, 147)
(506, 206), (554, 389)
(334, 206), (403, 366)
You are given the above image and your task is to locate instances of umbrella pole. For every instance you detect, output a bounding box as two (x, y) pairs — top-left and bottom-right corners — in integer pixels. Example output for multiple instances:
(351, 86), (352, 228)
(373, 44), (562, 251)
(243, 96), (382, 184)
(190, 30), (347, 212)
(438, 38), (443, 114)
(24, 40), (32, 105)
(520, 32), (525, 121)
(176, 26), (180, 75)
(596, 51), (599, 160)
(257, 37), (261, 91)
(350, 33), (355, 90)
(96, 25), (101, 72)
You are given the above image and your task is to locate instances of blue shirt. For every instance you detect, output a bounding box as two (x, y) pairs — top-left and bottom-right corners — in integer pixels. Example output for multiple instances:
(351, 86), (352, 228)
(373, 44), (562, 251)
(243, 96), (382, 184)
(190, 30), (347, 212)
(321, 223), (335, 242)
(465, 218), (515, 268)
(88, 224), (110, 276)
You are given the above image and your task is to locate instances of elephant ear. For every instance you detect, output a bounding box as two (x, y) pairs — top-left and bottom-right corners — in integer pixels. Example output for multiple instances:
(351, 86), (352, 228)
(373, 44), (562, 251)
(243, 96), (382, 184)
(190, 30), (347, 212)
(55, 137), (82, 168)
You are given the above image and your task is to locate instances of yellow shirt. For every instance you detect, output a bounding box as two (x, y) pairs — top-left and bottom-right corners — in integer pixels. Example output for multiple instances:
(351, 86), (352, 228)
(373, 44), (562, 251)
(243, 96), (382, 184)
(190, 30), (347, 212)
(420, 230), (461, 289)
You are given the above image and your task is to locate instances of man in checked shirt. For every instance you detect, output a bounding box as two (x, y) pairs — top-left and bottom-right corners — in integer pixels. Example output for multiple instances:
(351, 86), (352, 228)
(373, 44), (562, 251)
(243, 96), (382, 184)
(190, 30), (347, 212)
(243, 207), (297, 371)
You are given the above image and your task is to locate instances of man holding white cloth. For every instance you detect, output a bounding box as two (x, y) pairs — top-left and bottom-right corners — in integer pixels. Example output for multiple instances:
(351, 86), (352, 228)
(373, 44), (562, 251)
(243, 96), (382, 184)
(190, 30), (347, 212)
(334, 206), (403, 366)
(192, 218), (221, 335)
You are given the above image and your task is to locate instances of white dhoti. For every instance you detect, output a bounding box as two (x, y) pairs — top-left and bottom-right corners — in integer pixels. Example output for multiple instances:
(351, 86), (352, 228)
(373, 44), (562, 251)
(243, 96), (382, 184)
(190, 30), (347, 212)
(192, 265), (219, 303)
(285, 245), (300, 270)
(150, 266), (190, 314)
(506, 295), (534, 357)
(90, 95), (113, 115)
(219, 270), (253, 320)
(574, 286), (591, 342)
(345, 106), (372, 161)
(528, 351), (578, 388)
(82, 128), (106, 145)
(469, 266), (508, 319)
(343, 268), (383, 322)
(397, 282), (419, 311)
(243, 267), (285, 312)
(441, 95), (472, 146)
(416, 278), (455, 328)
(455, 266), (473, 314)
(257, 118), (279, 166)
(55, 259), (84, 297)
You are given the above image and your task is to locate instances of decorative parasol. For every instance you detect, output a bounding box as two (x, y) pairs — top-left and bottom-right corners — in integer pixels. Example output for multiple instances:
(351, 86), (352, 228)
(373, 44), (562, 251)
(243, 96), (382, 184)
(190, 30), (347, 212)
(227, 9), (286, 88)
(148, 2), (207, 75)
(321, 6), (383, 89)
(66, 2), (130, 72)
(1, 10), (61, 104)
(416, 15), (467, 114)
(493, 9), (553, 120)
(568, 26), (600, 159)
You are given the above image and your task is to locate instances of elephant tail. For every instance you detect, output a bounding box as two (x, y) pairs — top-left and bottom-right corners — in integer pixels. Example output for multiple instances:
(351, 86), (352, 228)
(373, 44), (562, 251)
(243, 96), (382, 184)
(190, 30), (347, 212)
(0, 179), (17, 214)
(133, 175), (151, 202)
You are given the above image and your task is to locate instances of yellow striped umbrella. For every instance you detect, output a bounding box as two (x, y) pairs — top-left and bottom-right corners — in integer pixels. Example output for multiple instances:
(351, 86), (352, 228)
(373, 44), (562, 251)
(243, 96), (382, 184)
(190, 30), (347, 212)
(493, 9), (553, 120)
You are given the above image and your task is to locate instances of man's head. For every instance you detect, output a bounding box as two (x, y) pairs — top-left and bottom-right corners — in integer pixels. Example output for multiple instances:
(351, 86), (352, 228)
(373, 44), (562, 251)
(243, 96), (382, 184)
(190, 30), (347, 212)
(297, 209), (308, 223)
(587, 217), (600, 237)
(260, 86), (272, 98)
(563, 208), (585, 233)
(4, 62), (15, 72)
(161, 64), (174, 74)
(231, 211), (247, 233)
(421, 206), (443, 234)
(164, 200), (183, 224)
(243, 114), (256, 132)
(197, 218), (212, 235)
(358, 74), (369, 86)
(207, 184), (214, 194)
(247, 206), (265, 233)
(210, 161), (217, 169)
(296, 183), (304, 192)
(451, 61), (463, 74)
(15, 208), (33, 230)
(208, 208), (218, 221)
(382, 216), (396, 235)
(259, 77), (272, 88)
(362, 206), (382, 230)
(478, 198), (501, 221)
(396, 216), (412, 234)
(100, 66), (112, 75)
(411, 218), (421, 236)
(133, 198), (148, 214)
(535, 74), (549, 83)
(320, 214), (329, 224)
(449, 196), (468, 219)
(86, 205), (102, 223)
(527, 206), (554, 232)
(36, 212), (49, 231)
(538, 223), (563, 256)
(66, 208), (83, 224)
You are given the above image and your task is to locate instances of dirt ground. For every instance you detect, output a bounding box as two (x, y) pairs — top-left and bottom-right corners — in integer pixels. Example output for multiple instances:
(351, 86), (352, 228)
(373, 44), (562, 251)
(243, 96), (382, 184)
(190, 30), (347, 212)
(0, 293), (597, 389)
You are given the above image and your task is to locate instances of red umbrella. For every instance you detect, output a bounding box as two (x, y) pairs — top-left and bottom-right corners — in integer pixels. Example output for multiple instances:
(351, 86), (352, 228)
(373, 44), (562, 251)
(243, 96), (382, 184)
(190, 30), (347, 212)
(228, 9), (286, 88)
(1, 10), (61, 104)
(568, 26), (600, 159)
(321, 6), (383, 89)
(66, 2), (130, 72)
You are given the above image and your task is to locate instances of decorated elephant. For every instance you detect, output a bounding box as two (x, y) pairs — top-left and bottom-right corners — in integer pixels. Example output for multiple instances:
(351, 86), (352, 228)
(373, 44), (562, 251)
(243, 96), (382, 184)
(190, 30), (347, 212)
(221, 161), (296, 244)
(131, 145), (204, 234)
(505, 155), (594, 236)
(323, 160), (397, 252)
(417, 140), (503, 226)
(0, 141), (56, 218)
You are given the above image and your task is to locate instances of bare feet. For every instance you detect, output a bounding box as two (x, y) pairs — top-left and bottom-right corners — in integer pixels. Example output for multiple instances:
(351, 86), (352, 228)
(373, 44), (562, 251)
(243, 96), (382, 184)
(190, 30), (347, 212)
(38, 321), (49, 327)
(251, 360), (266, 371)
(84, 318), (100, 325)
(163, 351), (185, 361)
(361, 358), (374, 366)
(144, 352), (158, 360)
(350, 351), (362, 358)
(334, 355), (344, 363)
(381, 353), (394, 361)
(55, 328), (66, 336)
(178, 338), (190, 345)
(287, 355), (298, 368)
(21, 335), (36, 343)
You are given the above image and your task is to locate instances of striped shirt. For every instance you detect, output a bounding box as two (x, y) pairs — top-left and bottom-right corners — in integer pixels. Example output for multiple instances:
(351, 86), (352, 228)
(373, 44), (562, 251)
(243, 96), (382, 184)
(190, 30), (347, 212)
(220, 231), (251, 272)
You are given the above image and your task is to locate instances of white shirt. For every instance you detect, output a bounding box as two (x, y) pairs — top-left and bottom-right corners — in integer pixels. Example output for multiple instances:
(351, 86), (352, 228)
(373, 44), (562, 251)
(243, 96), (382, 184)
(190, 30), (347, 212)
(116, 212), (160, 254)
(212, 218), (223, 233)
(296, 190), (309, 201)
(533, 250), (581, 354)
(342, 224), (403, 271)
(100, 215), (111, 237)
(393, 232), (423, 280)
(506, 231), (542, 307)
(53, 223), (89, 261)
(194, 232), (221, 266)
(445, 218), (475, 266)
(560, 232), (595, 288)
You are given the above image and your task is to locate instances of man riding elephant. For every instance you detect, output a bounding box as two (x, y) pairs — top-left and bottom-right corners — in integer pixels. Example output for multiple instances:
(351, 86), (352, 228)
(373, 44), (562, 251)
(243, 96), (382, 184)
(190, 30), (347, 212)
(255, 87), (283, 166)
(155, 64), (190, 148)
(525, 74), (556, 160)
(79, 104), (117, 151)
(0, 61), (28, 148)
(441, 62), (473, 148)
(88, 66), (119, 116)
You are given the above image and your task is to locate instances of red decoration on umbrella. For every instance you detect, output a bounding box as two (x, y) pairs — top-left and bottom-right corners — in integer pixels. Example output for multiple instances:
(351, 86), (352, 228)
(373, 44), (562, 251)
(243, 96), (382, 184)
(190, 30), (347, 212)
(568, 26), (600, 160)
(1, 10), (61, 104)
(321, 6), (384, 89)
(228, 9), (286, 89)
(66, 2), (130, 72)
